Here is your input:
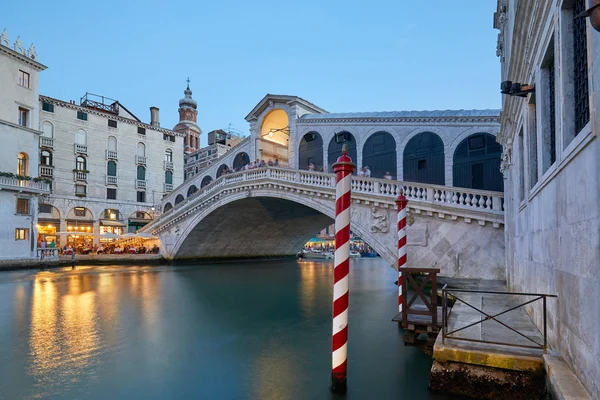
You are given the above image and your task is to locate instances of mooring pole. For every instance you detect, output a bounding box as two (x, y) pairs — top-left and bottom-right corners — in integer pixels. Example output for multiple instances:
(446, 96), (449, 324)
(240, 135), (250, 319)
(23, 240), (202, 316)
(396, 191), (408, 317)
(330, 144), (355, 394)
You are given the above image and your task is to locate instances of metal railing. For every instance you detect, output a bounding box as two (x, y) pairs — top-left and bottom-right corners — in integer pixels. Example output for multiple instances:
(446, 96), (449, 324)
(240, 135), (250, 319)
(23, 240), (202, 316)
(400, 267), (440, 330)
(442, 288), (557, 351)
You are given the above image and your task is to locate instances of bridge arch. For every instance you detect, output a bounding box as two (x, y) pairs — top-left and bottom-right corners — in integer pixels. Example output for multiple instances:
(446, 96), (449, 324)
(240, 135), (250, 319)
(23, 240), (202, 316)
(233, 152), (250, 171)
(163, 203), (173, 212)
(403, 131), (445, 185)
(453, 133), (503, 191)
(328, 131), (357, 173)
(216, 164), (229, 178)
(187, 185), (198, 197)
(362, 131), (397, 179)
(201, 175), (213, 188)
(298, 131), (323, 171)
(259, 109), (290, 165)
(175, 194), (185, 205)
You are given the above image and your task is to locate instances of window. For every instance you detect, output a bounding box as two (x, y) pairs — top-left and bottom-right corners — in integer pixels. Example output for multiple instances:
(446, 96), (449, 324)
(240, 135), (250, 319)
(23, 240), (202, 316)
(42, 102), (54, 113)
(528, 101), (538, 188)
(107, 161), (117, 176)
(107, 188), (117, 200)
(15, 228), (29, 241)
(137, 191), (146, 203)
(541, 37), (556, 171)
(165, 170), (173, 184)
(138, 127), (146, 135)
(573, 0), (589, 135)
(108, 119), (117, 128)
(17, 153), (28, 176)
(518, 128), (525, 202)
(137, 166), (146, 180)
(76, 156), (86, 171)
(165, 149), (173, 162)
(18, 70), (30, 88)
(137, 142), (146, 157)
(16, 198), (29, 214)
(41, 122), (54, 138)
(39, 204), (52, 214)
(77, 111), (88, 121)
(163, 134), (175, 142)
(107, 136), (117, 151)
(18, 107), (29, 127)
(41, 150), (52, 166)
(136, 212), (146, 219)
(76, 129), (87, 145)
(75, 185), (87, 196)
(74, 207), (86, 217)
(417, 159), (427, 169)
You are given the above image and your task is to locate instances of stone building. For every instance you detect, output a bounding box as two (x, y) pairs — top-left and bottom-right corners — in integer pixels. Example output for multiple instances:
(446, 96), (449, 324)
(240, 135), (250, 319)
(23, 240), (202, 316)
(494, 0), (599, 396)
(37, 92), (184, 248)
(0, 30), (50, 260)
(184, 129), (245, 179)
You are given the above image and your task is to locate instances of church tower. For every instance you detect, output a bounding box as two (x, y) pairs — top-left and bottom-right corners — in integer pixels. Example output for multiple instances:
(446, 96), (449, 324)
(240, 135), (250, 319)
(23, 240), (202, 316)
(173, 81), (201, 154)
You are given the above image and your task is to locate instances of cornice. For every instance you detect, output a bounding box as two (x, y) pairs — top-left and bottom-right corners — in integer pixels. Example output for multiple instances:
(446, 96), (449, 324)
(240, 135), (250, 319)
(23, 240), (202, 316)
(39, 95), (185, 137)
(0, 45), (47, 71)
(295, 116), (500, 125)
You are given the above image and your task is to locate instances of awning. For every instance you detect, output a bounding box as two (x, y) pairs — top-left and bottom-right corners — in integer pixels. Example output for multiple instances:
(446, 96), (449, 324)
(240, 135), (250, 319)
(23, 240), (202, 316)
(100, 219), (127, 227)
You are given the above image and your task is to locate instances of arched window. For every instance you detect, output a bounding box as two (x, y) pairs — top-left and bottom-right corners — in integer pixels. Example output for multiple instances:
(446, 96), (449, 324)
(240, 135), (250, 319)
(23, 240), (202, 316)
(165, 170), (173, 184)
(163, 203), (173, 212)
(328, 132), (357, 173)
(217, 164), (228, 177)
(187, 185), (197, 197)
(76, 156), (86, 171)
(403, 132), (445, 185)
(201, 176), (213, 188)
(298, 132), (323, 171)
(40, 150), (53, 166)
(137, 166), (146, 180)
(107, 136), (117, 151)
(107, 161), (117, 176)
(137, 142), (146, 157)
(165, 149), (173, 162)
(41, 122), (54, 138)
(233, 152), (250, 170)
(362, 131), (397, 179)
(453, 133), (503, 191)
(17, 152), (28, 176)
(76, 129), (87, 145)
(175, 194), (184, 204)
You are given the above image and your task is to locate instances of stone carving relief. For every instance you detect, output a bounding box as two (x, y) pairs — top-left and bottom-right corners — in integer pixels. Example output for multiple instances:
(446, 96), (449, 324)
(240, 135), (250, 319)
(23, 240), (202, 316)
(13, 36), (25, 54)
(499, 148), (512, 174)
(0, 29), (9, 47)
(370, 207), (388, 233)
(407, 212), (415, 226)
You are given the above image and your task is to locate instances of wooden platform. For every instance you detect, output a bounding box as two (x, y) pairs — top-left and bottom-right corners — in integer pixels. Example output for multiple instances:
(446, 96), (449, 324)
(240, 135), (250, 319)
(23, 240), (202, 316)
(392, 304), (443, 333)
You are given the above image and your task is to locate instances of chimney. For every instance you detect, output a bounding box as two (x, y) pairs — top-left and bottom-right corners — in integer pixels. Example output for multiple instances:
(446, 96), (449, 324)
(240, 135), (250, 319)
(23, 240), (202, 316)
(150, 106), (160, 127)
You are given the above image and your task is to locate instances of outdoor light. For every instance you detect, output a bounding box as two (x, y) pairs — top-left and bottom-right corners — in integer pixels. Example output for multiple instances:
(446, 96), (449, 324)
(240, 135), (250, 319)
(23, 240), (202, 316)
(577, 0), (600, 32)
(500, 80), (535, 97)
(269, 131), (274, 138)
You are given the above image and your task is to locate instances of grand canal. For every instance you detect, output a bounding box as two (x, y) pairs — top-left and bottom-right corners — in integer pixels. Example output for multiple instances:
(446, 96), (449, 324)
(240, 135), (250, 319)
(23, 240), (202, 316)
(0, 258), (448, 399)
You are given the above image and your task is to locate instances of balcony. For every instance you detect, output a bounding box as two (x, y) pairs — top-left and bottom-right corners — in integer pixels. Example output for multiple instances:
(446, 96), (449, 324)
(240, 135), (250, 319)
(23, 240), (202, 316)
(164, 183), (173, 192)
(39, 166), (53, 178)
(164, 160), (174, 170)
(106, 175), (118, 185)
(136, 179), (147, 189)
(106, 150), (118, 159)
(74, 171), (88, 182)
(40, 137), (54, 148)
(75, 143), (88, 154)
(0, 176), (50, 194)
(136, 155), (147, 165)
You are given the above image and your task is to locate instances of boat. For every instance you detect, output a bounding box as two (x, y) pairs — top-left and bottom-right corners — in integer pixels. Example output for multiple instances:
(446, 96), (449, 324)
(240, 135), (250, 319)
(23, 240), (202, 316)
(349, 251), (361, 258)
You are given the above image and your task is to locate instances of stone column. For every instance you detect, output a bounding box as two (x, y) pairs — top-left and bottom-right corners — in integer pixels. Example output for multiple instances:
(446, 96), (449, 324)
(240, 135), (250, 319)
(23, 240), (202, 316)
(59, 218), (67, 247)
(93, 220), (100, 247)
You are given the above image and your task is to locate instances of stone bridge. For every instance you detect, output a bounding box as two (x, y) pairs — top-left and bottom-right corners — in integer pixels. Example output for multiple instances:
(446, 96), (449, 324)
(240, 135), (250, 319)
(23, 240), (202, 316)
(142, 167), (506, 279)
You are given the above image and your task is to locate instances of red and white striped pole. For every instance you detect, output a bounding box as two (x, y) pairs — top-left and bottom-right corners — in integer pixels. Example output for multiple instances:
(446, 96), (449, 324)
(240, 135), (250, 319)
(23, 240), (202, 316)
(396, 191), (408, 314)
(331, 144), (355, 394)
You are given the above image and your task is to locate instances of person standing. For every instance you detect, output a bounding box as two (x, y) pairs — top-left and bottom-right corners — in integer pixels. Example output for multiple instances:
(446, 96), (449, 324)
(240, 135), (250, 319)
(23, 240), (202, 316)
(364, 166), (371, 177)
(384, 172), (393, 180)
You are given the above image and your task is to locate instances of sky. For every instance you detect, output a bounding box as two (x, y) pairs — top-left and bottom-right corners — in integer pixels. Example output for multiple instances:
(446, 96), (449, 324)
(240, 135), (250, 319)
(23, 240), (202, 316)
(2, 0), (500, 147)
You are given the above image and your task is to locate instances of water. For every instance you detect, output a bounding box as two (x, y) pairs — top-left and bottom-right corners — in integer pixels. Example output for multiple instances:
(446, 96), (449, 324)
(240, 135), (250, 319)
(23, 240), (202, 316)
(0, 258), (447, 399)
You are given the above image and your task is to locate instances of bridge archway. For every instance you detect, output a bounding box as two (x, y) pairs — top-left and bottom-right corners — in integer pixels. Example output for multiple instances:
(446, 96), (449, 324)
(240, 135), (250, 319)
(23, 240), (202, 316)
(453, 133), (503, 191)
(362, 131), (397, 179)
(187, 185), (198, 197)
(328, 131), (357, 173)
(403, 132), (445, 185)
(216, 164), (229, 178)
(201, 176), (213, 188)
(175, 195), (185, 205)
(259, 109), (289, 165)
(298, 131), (323, 171)
(164, 203), (173, 212)
(233, 152), (250, 171)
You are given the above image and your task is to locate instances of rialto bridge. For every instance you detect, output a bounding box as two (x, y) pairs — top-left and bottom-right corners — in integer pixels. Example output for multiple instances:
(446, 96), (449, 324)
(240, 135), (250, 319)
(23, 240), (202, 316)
(141, 167), (506, 280)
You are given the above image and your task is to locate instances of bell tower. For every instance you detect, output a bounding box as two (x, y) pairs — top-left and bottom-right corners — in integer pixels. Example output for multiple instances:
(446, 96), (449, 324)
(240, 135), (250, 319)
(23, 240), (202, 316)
(173, 78), (202, 154)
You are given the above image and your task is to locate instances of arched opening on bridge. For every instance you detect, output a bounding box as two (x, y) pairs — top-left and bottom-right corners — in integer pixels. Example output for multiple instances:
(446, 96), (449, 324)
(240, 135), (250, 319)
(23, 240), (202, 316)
(453, 133), (503, 191)
(403, 132), (445, 185)
(298, 131), (323, 171)
(328, 132), (357, 173)
(187, 185), (198, 197)
(233, 152), (250, 171)
(175, 194), (185, 205)
(200, 176), (213, 188)
(259, 109), (289, 166)
(362, 131), (397, 179)
(164, 203), (173, 212)
(216, 164), (229, 178)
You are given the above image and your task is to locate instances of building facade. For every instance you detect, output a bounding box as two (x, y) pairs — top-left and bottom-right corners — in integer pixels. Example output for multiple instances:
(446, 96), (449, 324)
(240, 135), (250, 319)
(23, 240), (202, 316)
(0, 30), (50, 259)
(37, 93), (184, 248)
(495, 0), (599, 396)
(184, 129), (245, 179)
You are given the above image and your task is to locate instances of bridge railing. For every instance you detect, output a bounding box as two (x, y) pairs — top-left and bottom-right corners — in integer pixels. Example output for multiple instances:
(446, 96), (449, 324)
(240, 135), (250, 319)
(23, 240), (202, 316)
(150, 167), (504, 231)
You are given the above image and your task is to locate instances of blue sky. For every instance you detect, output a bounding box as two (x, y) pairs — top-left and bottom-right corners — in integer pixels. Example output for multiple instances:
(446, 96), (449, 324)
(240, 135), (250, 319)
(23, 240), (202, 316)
(2, 0), (500, 147)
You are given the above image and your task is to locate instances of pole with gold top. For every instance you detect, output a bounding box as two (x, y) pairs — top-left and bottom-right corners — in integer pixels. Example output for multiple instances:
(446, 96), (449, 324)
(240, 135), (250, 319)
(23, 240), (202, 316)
(330, 144), (355, 394)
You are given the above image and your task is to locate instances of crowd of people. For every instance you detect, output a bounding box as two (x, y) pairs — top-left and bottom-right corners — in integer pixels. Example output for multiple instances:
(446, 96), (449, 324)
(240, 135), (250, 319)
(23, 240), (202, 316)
(217, 159), (281, 177)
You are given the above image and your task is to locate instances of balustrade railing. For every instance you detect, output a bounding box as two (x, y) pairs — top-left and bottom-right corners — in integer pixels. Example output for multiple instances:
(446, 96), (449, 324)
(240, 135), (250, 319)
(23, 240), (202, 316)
(164, 161), (174, 170)
(75, 144), (87, 154)
(0, 176), (50, 192)
(39, 166), (53, 177)
(74, 171), (88, 182)
(106, 175), (118, 185)
(136, 155), (147, 165)
(106, 150), (118, 159)
(164, 183), (173, 192)
(37, 248), (59, 260)
(151, 167), (505, 228)
(40, 136), (54, 148)
(136, 179), (147, 189)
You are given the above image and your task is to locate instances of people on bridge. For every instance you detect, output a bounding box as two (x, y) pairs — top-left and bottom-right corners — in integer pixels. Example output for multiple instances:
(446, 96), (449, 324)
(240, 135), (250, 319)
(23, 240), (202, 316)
(364, 166), (371, 177)
(308, 162), (315, 171)
(384, 172), (393, 180)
